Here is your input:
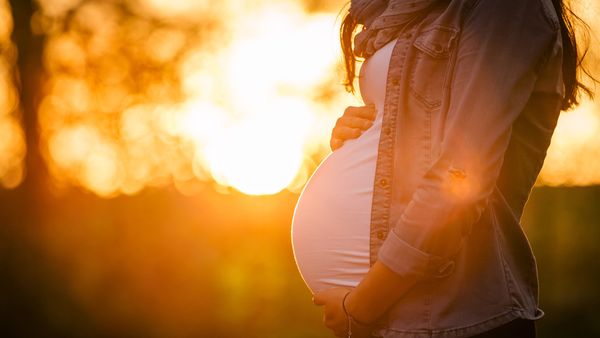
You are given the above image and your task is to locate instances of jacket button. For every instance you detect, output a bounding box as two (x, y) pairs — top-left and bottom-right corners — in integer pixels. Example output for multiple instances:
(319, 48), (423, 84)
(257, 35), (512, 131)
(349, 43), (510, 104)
(384, 126), (391, 135)
(379, 178), (388, 187)
(377, 231), (386, 240)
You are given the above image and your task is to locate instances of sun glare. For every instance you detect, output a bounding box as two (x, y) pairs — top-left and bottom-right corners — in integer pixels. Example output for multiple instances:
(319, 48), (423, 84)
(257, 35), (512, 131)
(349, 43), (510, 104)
(0, 0), (597, 196)
(31, 0), (356, 196)
(539, 100), (600, 186)
(0, 0), (25, 189)
(203, 99), (314, 195)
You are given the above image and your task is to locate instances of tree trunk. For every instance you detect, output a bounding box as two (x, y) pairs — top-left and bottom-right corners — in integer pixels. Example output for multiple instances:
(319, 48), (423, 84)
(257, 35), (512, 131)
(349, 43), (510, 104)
(9, 0), (47, 218)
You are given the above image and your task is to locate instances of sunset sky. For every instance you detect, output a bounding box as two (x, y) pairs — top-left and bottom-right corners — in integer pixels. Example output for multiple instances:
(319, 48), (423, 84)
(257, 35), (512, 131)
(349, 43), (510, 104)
(0, 0), (599, 196)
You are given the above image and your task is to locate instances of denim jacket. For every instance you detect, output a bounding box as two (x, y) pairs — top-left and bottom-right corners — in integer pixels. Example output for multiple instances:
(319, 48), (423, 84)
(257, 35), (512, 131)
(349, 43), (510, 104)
(366, 0), (564, 336)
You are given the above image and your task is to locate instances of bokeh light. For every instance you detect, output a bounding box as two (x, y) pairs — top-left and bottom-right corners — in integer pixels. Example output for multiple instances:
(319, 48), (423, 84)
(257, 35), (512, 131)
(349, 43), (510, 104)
(34, 0), (360, 197)
(536, 0), (600, 186)
(0, 0), (25, 189)
(539, 99), (600, 186)
(2, 0), (598, 195)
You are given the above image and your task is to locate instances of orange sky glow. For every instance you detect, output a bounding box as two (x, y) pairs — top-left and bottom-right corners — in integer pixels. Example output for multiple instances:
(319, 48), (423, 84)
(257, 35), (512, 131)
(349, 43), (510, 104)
(0, 0), (599, 196)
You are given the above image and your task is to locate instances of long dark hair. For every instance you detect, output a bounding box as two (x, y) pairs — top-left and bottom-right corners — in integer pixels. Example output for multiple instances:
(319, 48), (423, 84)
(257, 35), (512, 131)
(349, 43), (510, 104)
(338, 0), (596, 111)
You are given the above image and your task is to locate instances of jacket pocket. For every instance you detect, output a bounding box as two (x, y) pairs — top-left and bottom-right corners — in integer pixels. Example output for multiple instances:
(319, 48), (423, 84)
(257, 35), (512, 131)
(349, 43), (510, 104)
(409, 25), (458, 110)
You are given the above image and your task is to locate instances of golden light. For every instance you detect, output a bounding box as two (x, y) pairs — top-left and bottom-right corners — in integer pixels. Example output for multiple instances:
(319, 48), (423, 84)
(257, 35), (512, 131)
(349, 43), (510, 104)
(48, 125), (123, 197)
(0, 0), (25, 189)
(538, 99), (600, 186)
(184, 2), (336, 195)
(11, 0), (596, 197)
(202, 99), (314, 195)
(34, 0), (357, 197)
(130, 0), (220, 21)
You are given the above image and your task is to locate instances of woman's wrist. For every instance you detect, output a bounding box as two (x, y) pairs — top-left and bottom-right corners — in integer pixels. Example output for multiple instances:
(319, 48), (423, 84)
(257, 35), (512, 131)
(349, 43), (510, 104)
(344, 260), (421, 325)
(343, 288), (377, 326)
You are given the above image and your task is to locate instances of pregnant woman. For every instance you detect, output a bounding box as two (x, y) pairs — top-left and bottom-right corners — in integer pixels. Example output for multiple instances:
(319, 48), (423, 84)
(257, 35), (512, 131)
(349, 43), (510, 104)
(292, 0), (595, 337)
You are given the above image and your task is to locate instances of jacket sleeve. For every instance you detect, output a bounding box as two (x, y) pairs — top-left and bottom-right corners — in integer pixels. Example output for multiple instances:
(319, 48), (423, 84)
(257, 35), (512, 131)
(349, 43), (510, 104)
(377, 0), (560, 279)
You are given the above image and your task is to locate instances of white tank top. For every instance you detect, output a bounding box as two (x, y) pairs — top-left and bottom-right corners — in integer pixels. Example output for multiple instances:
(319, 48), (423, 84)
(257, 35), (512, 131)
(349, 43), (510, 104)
(291, 38), (397, 294)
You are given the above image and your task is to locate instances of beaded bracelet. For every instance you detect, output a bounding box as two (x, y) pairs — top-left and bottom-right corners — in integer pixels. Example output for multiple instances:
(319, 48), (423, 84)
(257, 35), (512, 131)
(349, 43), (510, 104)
(341, 291), (353, 338)
(342, 290), (372, 338)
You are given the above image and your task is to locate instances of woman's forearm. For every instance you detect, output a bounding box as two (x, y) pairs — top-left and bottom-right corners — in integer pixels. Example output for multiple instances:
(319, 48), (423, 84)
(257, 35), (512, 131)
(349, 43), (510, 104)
(344, 259), (420, 324)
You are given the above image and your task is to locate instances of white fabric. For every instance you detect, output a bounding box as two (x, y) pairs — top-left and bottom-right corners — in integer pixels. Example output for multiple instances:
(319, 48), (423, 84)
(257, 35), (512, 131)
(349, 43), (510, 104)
(291, 38), (396, 294)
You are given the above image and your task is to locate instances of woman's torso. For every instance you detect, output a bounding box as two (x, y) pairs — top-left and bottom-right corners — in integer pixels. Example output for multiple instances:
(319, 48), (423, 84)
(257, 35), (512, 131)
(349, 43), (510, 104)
(290, 38), (397, 294)
(292, 0), (564, 335)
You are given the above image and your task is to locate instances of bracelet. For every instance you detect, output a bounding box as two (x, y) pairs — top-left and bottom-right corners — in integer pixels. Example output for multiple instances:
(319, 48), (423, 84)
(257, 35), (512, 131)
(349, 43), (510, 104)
(341, 291), (353, 338)
(342, 290), (373, 338)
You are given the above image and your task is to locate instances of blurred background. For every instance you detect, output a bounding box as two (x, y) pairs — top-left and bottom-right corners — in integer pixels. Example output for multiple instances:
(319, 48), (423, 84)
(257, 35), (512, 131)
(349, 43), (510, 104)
(0, 0), (599, 337)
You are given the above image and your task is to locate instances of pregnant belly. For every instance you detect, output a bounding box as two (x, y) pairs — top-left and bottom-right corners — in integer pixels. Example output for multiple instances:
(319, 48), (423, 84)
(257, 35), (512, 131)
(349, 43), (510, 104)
(291, 122), (381, 294)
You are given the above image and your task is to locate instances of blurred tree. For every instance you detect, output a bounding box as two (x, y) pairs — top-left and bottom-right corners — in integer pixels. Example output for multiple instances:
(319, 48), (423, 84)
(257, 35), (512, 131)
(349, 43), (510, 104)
(9, 0), (45, 206)
(0, 1), (65, 336)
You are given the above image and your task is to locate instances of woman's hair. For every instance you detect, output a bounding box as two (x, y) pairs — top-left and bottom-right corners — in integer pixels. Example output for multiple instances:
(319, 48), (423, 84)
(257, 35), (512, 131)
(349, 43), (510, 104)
(552, 0), (596, 110)
(338, 0), (596, 111)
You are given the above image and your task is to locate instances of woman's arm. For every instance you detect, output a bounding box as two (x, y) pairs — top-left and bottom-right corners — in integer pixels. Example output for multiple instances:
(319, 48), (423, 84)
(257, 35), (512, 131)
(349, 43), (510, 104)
(375, 0), (559, 285)
(312, 260), (419, 336)
(344, 260), (419, 324)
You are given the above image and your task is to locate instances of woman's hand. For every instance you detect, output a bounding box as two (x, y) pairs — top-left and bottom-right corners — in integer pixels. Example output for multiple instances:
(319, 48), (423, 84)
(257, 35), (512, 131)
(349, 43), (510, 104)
(313, 287), (353, 337)
(330, 104), (377, 151)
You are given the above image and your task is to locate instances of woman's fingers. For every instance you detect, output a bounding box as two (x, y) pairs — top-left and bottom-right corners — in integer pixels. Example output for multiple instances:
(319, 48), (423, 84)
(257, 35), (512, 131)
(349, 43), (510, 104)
(344, 104), (377, 120)
(325, 312), (348, 337)
(332, 125), (364, 140)
(335, 116), (374, 130)
(330, 126), (366, 151)
(330, 138), (344, 151)
(323, 312), (345, 337)
(330, 104), (376, 151)
(313, 292), (325, 306)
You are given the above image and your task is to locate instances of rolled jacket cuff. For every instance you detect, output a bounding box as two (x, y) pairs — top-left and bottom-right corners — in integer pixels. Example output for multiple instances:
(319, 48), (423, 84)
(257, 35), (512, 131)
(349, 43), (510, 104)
(377, 228), (456, 279)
